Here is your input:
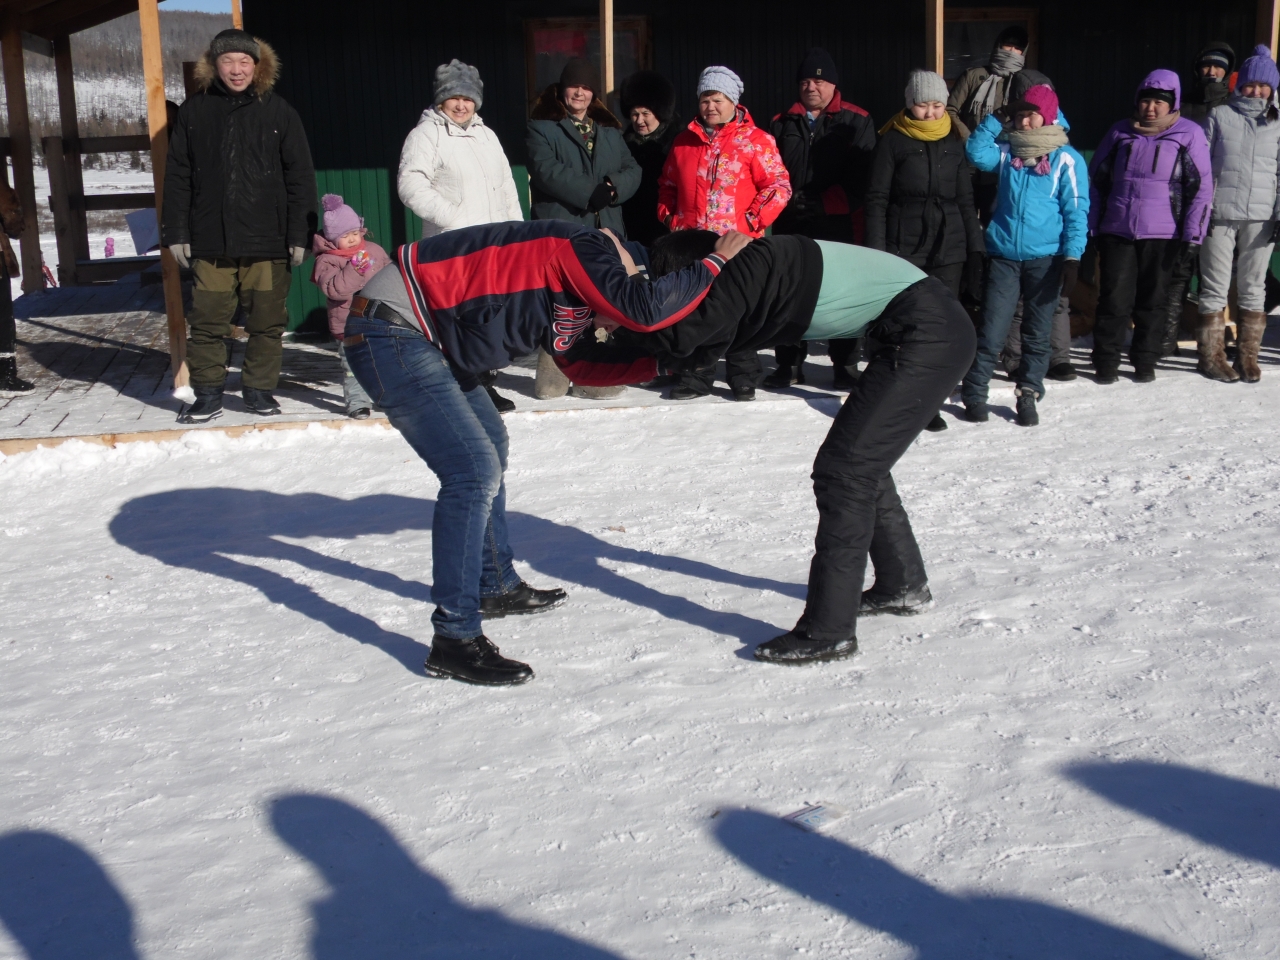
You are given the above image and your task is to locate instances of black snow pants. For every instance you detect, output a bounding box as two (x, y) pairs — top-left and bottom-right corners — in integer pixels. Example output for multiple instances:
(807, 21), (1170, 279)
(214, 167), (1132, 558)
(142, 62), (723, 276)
(802, 276), (977, 642)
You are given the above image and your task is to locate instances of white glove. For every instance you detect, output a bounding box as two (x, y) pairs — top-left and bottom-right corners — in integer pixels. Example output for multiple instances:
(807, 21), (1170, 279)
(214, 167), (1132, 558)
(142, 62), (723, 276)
(289, 246), (306, 267)
(169, 243), (190, 268)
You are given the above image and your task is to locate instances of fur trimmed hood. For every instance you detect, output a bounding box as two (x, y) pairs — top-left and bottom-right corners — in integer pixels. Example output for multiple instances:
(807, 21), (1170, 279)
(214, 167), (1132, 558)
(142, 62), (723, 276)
(529, 83), (621, 128)
(193, 37), (279, 96)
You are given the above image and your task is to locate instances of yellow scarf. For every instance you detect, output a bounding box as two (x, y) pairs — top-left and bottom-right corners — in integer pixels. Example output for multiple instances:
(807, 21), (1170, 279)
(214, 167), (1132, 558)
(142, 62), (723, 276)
(879, 111), (952, 142)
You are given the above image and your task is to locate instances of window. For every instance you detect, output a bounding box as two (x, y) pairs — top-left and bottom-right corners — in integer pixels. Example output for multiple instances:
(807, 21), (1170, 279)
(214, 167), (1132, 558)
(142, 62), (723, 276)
(524, 17), (652, 108)
(943, 7), (1038, 81)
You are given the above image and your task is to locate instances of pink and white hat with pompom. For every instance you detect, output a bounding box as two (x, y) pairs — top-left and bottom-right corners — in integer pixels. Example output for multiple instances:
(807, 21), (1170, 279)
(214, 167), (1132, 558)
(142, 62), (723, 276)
(321, 194), (363, 242)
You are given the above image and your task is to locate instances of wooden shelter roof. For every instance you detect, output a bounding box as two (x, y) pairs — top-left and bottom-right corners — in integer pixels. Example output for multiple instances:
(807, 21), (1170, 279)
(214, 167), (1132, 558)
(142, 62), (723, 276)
(0, 0), (160, 39)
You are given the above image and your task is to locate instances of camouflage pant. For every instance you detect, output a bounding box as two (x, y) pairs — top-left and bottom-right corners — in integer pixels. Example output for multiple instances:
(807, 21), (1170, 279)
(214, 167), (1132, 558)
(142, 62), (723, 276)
(186, 257), (292, 389)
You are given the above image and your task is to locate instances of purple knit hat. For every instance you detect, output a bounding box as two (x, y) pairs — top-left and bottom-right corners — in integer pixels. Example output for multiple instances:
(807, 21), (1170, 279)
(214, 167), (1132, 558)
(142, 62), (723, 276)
(321, 194), (362, 242)
(1238, 44), (1280, 90)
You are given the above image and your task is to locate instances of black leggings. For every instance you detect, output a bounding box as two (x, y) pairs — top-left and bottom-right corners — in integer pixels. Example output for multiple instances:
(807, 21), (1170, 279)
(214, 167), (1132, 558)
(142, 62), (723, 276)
(802, 277), (977, 642)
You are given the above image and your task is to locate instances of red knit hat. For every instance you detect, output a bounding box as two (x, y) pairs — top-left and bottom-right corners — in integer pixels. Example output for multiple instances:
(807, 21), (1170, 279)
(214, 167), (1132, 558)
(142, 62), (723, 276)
(1008, 84), (1060, 124)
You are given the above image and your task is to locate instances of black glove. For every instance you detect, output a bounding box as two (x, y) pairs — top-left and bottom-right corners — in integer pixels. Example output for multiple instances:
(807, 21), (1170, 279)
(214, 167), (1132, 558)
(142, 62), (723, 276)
(1270, 221), (1280, 245)
(1060, 259), (1079, 298)
(963, 251), (985, 303)
(588, 181), (616, 213)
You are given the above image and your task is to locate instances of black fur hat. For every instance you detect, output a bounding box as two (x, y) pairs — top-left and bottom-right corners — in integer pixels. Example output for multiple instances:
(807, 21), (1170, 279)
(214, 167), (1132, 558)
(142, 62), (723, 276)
(620, 70), (676, 123)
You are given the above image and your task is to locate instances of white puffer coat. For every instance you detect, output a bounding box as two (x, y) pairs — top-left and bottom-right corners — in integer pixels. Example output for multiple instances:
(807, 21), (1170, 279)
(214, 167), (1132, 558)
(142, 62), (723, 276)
(1205, 95), (1280, 222)
(397, 108), (523, 238)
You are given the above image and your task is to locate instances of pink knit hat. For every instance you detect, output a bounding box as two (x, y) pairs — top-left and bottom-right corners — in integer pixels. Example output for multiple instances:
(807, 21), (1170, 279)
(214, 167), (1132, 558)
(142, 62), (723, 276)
(321, 194), (362, 242)
(1008, 84), (1060, 125)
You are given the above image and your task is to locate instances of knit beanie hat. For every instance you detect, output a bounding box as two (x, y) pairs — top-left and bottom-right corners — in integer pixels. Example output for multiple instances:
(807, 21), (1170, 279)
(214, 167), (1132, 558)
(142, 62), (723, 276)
(1196, 42), (1235, 74)
(1238, 44), (1280, 90)
(904, 69), (949, 107)
(697, 65), (743, 104)
(321, 194), (362, 243)
(1137, 87), (1177, 108)
(620, 70), (676, 123)
(559, 58), (597, 92)
(1008, 84), (1060, 124)
(208, 28), (260, 63)
(796, 48), (839, 86)
(433, 59), (483, 109)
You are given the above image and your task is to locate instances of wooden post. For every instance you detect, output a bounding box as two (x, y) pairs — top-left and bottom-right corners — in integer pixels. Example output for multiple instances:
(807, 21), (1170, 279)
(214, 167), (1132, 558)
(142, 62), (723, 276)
(138, 0), (186, 381)
(1259, 0), (1280, 58)
(1, 24), (45, 294)
(599, 0), (614, 99)
(43, 136), (78, 287)
(54, 33), (89, 269)
(925, 0), (945, 74)
(231, 0), (243, 30)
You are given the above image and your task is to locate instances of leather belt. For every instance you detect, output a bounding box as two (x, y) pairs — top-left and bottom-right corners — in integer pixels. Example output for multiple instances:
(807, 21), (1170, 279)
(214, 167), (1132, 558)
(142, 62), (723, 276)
(349, 295), (417, 329)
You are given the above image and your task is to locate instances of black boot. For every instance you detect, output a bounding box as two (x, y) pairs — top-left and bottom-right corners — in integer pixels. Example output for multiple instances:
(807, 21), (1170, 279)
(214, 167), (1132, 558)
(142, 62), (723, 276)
(1015, 387), (1039, 427)
(242, 386), (281, 416)
(754, 626), (857, 664)
(763, 364), (803, 389)
(860, 584), (933, 616)
(177, 384), (224, 424)
(923, 413), (947, 432)
(426, 634), (533, 685)
(479, 581), (567, 619)
(0, 355), (34, 396)
(485, 384), (516, 414)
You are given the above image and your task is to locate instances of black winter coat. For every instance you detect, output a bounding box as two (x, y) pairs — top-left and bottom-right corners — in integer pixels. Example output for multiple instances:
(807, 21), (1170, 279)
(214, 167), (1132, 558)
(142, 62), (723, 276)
(769, 94), (876, 233)
(864, 128), (984, 269)
(162, 43), (317, 260)
(621, 122), (679, 245)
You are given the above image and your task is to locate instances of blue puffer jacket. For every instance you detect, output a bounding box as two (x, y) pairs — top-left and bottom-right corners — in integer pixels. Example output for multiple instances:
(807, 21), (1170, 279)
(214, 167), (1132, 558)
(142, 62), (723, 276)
(966, 112), (1090, 261)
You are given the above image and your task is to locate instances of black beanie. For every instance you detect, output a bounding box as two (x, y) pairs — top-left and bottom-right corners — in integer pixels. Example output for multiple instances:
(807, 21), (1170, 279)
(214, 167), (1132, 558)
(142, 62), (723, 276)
(796, 47), (840, 86)
(994, 25), (1029, 54)
(559, 58), (597, 92)
(1138, 87), (1177, 108)
(208, 28), (260, 63)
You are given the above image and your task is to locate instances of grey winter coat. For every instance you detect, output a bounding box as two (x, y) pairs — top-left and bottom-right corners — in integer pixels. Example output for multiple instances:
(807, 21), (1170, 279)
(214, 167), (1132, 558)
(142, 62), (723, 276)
(1205, 95), (1280, 222)
(525, 84), (641, 236)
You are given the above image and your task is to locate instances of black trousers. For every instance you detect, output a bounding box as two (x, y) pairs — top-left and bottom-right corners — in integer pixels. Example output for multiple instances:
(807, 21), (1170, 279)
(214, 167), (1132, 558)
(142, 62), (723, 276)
(803, 277), (977, 642)
(1091, 234), (1177, 372)
(677, 347), (762, 393)
(0, 259), (14, 354)
(774, 337), (861, 372)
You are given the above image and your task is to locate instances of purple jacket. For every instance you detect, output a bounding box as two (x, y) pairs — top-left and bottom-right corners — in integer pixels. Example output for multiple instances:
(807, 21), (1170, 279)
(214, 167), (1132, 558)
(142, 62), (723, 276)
(1089, 69), (1213, 243)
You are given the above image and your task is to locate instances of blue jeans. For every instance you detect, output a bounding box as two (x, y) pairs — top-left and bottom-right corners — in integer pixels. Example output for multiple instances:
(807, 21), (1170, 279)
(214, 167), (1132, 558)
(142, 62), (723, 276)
(342, 316), (522, 639)
(962, 255), (1063, 404)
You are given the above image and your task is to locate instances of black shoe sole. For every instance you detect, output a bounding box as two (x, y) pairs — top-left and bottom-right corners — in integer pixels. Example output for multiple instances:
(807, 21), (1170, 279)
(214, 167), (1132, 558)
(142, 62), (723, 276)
(177, 408), (223, 424)
(860, 603), (931, 617)
(480, 594), (567, 619)
(753, 644), (858, 665)
(424, 662), (535, 685)
(246, 407), (282, 417)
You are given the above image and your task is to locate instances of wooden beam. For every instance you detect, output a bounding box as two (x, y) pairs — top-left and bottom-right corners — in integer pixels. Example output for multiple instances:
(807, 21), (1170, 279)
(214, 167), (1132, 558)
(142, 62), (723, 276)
(925, 0), (945, 74)
(42, 136), (79, 286)
(25, 0), (140, 41)
(599, 0), (614, 99)
(83, 192), (155, 211)
(21, 31), (53, 58)
(1, 24), (45, 294)
(231, 0), (242, 29)
(138, 0), (186, 380)
(1260, 0), (1280, 58)
(53, 33), (89, 264)
(80, 134), (152, 153)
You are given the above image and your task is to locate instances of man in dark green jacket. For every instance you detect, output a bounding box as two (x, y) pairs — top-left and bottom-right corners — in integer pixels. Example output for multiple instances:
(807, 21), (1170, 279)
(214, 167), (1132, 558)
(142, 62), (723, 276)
(162, 29), (316, 424)
(525, 59), (641, 237)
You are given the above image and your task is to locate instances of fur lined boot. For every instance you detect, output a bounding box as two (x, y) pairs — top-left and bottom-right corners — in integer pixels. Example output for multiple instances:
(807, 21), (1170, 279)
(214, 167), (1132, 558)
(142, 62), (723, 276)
(534, 348), (570, 399)
(1196, 311), (1240, 382)
(1235, 309), (1266, 382)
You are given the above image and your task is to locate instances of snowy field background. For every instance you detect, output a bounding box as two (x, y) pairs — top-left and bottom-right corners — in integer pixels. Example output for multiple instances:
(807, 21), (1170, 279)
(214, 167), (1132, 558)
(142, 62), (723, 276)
(1, 369), (1279, 958)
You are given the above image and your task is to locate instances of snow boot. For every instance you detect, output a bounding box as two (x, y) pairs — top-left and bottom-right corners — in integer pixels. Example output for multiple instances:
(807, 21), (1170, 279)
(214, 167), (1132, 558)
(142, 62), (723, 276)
(485, 384), (516, 413)
(479, 582), (567, 619)
(348, 406), (371, 420)
(732, 383), (756, 402)
(177, 384), (223, 424)
(832, 365), (860, 390)
(1094, 365), (1119, 384)
(1197, 311), (1240, 382)
(1015, 387), (1039, 427)
(534, 348), (570, 399)
(754, 626), (857, 664)
(1235, 309), (1266, 383)
(924, 413), (947, 432)
(860, 584), (933, 616)
(670, 383), (707, 400)
(763, 364), (804, 389)
(0, 354), (34, 396)
(1132, 366), (1156, 383)
(964, 402), (989, 423)
(1046, 362), (1077, 381)
(426, 634), (533, 685)
(242, 387), (281, 416)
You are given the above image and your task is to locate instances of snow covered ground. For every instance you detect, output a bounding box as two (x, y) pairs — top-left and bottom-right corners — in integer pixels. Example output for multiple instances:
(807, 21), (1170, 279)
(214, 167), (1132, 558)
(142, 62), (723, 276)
(1, 368), (1279, 959)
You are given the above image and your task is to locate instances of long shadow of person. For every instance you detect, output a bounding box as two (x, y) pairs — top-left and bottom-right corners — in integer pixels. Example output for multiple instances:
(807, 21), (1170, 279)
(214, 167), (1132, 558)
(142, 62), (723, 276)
(111, 490), (795, 675)
(713, 809), (1196, 959)
(1064, 760), (1280, 869)
(271, 793), (627, 959)
(0, 831), (141, 960)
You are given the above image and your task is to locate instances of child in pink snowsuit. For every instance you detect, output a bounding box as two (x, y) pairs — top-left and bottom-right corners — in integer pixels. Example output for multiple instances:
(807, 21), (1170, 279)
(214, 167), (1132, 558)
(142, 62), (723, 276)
(311, 193), (392, 417)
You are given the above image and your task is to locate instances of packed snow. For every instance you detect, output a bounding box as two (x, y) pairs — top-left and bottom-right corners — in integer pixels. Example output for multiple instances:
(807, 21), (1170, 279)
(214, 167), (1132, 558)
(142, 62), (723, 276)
(1, 368), (1278, 959)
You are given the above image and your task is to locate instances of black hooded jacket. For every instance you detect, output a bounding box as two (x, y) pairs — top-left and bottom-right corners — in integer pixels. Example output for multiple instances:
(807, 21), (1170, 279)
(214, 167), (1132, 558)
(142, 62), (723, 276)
(1183, 41), (1237, 124)
(162, 40), (317, 260)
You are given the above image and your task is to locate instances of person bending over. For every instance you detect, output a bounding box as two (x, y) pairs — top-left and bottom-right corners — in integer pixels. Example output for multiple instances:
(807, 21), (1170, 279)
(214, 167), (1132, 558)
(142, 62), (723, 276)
(578, 229), (976, 664)
(343, 219), (749, 686)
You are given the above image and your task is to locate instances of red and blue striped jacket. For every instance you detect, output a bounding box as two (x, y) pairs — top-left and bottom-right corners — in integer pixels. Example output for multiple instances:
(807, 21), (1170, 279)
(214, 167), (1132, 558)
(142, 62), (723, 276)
(395, 220), (724, 384)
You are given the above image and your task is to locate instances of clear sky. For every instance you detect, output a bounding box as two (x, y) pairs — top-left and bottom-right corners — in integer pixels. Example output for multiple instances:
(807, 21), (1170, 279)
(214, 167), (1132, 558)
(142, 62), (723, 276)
(162, 1), (233, 11)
